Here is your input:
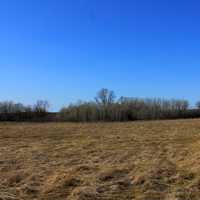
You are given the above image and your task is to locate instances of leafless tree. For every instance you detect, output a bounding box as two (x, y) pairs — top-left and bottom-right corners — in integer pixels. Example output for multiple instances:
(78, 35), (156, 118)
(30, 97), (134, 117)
(33, 100), (50, 113)
(196, 101), (200, 109)
(95, 88), (116, 106)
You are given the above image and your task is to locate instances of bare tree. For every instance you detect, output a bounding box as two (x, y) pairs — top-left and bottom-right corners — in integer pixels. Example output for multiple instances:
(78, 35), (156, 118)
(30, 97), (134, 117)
(95, 88), (116, 106)
(196, 101), (200, 109)
(33, 100), (50, 113)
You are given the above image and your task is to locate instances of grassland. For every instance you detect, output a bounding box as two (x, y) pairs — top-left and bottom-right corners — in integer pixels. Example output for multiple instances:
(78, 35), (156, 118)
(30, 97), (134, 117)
(1, 120), (200, 199)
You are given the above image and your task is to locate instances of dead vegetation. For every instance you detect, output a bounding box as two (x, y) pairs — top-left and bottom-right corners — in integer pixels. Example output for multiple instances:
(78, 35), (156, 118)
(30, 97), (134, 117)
(1, 120), (200, 199)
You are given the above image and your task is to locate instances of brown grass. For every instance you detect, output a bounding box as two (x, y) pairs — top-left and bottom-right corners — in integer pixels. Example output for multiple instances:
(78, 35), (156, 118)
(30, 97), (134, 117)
(1, 119), (200, 199)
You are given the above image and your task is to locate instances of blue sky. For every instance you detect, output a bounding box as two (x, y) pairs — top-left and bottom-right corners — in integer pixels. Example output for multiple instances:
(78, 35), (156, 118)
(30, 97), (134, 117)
(0, 0), (200, 110)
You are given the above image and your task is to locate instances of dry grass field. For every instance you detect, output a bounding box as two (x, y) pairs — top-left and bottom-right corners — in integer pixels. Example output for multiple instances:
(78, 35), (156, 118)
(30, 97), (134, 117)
(1, 120), (200, 200)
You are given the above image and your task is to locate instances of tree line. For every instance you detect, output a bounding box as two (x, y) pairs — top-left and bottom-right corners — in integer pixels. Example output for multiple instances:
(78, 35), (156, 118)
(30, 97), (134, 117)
(1, 89), (200, 122)
(59, 88), (200, 122)
(0, 100), (52, 121)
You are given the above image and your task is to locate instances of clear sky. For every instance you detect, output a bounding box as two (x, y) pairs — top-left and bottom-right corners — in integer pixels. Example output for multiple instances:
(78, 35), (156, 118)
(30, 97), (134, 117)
(1, 0), (200, 111)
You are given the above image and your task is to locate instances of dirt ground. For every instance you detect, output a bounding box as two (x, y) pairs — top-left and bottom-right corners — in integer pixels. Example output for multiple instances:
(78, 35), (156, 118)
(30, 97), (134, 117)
(1, 119), (200, 200)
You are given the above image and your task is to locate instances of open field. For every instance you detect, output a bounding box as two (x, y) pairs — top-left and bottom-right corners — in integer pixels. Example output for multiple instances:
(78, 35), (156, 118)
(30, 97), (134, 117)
(1, 120), (200, 199)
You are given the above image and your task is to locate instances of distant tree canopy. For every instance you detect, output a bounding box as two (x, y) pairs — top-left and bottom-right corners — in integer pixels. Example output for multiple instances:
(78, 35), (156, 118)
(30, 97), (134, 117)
(0, 101), (30, 113)
(0, 100), (50, 114)
(0, 89), (200, 122)
(0, 100), (51, 121)
(59, 88), (199, 122)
